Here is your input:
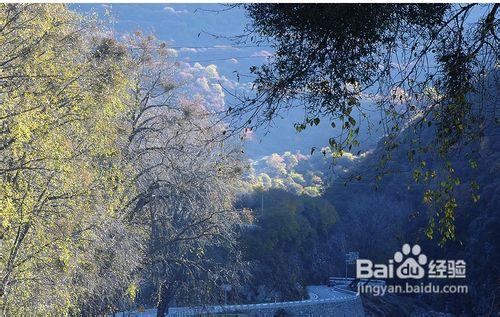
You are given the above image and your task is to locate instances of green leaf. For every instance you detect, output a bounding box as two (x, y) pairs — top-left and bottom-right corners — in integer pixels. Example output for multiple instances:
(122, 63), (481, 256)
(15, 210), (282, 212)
(328, 138), (337, 148)
(348, 116), (356, 126)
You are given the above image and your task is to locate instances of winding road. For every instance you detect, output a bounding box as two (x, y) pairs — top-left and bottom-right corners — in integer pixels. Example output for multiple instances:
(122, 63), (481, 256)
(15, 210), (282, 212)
(114, 280), (361, 316)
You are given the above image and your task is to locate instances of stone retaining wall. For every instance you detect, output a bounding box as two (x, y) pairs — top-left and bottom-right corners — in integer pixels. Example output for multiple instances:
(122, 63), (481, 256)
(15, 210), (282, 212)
(168, 290), (364, 317)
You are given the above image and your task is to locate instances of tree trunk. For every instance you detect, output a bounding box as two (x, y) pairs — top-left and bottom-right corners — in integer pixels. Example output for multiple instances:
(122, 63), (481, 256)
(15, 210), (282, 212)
(156, 283), (171, 317)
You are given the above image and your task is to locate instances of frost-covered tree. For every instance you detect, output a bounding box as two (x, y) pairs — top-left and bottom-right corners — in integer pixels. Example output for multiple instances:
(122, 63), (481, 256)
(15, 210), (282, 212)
(125, 33), (247, 317)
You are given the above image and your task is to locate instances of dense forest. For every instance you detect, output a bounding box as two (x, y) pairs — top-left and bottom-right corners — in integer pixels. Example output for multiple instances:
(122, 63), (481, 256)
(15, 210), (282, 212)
(0, 3), (498, 317)
(0, 4), (247, 316)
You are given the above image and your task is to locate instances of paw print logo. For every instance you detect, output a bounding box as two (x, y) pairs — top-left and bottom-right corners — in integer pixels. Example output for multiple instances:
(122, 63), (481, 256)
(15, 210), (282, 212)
(394, 244), (427, 279)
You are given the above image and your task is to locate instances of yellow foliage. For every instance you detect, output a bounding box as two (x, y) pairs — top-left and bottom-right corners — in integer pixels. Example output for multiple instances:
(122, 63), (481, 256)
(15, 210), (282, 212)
(0, 4), (137, 315)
